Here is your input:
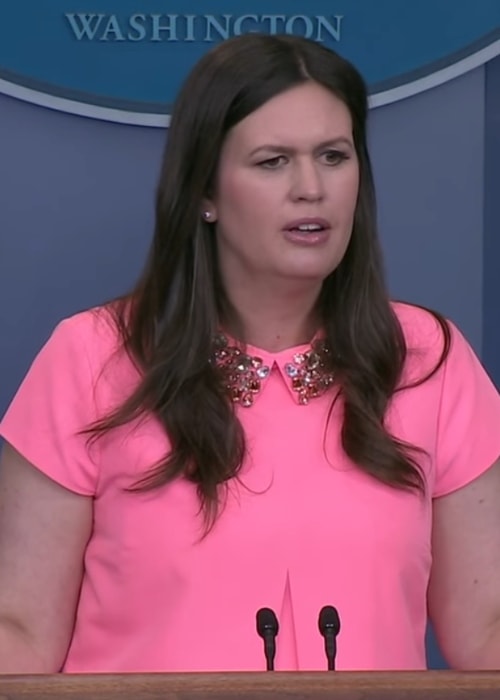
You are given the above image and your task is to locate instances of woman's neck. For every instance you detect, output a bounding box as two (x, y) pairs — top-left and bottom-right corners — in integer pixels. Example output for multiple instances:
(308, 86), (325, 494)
(222, 279), (322, 352)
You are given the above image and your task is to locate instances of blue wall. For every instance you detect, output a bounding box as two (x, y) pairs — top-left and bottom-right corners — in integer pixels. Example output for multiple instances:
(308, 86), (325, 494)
(371, 67), (486, 353)
(483, 54), (500, 386)
(0, 59), (498, 668)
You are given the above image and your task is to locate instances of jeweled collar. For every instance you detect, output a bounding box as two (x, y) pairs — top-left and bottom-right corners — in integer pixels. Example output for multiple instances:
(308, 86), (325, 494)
(211, 333), (335, 407)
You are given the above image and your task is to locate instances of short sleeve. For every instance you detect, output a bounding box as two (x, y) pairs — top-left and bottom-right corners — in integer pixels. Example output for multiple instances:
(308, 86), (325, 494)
(0, 316), (100, 495)
(433, 322), (500, 497)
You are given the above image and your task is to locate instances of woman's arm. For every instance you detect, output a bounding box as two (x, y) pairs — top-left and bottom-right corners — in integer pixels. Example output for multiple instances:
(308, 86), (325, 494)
(428, 457), (500, 669)
(0, 442), (93, 672)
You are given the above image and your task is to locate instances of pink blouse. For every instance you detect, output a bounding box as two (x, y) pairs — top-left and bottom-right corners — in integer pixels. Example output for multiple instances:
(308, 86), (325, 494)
(1, 302), (500, 672)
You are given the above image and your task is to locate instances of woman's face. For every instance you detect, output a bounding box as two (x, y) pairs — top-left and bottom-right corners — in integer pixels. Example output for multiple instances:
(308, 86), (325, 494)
(205, 81), (360, 296)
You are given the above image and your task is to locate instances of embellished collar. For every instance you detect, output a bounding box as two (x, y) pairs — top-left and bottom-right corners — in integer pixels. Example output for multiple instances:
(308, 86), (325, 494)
(211, 334), (335, 407)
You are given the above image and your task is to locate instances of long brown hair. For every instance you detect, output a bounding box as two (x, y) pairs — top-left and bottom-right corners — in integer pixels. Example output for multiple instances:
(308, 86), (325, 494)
(89, 34), (450, 529)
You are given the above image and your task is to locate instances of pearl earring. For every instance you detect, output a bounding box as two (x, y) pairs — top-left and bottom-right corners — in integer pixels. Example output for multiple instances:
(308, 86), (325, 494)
(203, 211), (212, 221)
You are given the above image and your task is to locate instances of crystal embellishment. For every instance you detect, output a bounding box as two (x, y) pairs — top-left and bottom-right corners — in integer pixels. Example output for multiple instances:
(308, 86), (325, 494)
(285, 339), (335, 405)
(212, 335), (334, 407)
(256, 366), (270, 379)
(285, 363), (299, 378)
(211, 335), (270, 408)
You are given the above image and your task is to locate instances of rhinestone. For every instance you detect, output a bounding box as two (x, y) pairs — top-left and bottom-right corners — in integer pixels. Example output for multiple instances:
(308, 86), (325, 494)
(285, 363), (299, 378)
(251, 357), (263, 369)
(298, 393), (309, 405)
(293, 353), (306, 365)
(306, 352), (320, 370)
(249, 380), (261, 393)
(292, 377), (303, 390)
(256, 366), (270, 379)
(241, 393), (253, 407)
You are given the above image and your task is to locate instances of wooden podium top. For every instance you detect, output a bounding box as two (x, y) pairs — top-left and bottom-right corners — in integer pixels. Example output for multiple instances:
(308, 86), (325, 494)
(0, 671), (500, 700)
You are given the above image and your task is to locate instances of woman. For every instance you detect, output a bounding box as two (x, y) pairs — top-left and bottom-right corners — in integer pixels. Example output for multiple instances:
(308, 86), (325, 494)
(0, 33), (499, 673)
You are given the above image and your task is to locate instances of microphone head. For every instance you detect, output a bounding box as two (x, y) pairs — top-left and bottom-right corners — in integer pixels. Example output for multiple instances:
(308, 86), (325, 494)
(318, 605), (341, 636)
(256, 607), (279, 638)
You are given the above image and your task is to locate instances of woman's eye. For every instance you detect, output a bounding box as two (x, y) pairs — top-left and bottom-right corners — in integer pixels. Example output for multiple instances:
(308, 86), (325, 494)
(258, 155), (286, 169)
(323, 149), (349, 165)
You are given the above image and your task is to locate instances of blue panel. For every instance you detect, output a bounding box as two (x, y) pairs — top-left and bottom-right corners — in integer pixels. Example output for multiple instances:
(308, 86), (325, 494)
(0, 1), (498, 109)
(371, 67), (485, 353)
(483, 54), (500, 387)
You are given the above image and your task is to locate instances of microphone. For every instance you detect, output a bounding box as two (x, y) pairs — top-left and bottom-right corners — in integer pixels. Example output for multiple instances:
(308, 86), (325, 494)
(318, 605), (341, 670)
(256, 607), (279, 671)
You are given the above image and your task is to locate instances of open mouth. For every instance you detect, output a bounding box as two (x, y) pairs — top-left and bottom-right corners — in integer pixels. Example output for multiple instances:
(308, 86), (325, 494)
(284, 218), (330, 234)
(287, 224), (327, 233)
(283, 223), (330, 245)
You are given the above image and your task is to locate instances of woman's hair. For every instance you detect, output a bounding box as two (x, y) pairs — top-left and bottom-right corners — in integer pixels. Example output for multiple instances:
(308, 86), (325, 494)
(90, 33), (450, 529)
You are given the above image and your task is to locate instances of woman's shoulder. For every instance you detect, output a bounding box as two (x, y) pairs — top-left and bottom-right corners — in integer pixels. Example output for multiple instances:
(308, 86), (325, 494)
(45, 302), (139, 392)
(390, 300), (449, 346)
(390, 300), (455, 384)
(54, 303), (123, 350)
(390, 300), (490, 390)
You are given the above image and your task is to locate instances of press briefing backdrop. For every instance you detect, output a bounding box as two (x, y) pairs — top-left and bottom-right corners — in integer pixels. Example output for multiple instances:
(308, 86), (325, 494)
(1, 0), (500, 670)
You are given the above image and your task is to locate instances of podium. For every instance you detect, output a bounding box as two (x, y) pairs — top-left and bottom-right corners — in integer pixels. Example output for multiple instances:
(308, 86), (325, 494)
(1, 671), (500, 700)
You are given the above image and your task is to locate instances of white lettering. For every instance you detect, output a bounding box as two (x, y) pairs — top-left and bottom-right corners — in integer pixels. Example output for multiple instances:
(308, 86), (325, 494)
(63, 12), (345, 44)
(100, 15), (126, 41)
(261, 15), (286, 34)
(65, 13), (105, 40)
(285, 15), (314, 38)
(315, 15), (343, 42)
(128, 13), (147, 41)
(151, 14), (178, 42)
(184, 15), (196, 42)
(204, 15), (231, 41)
(233, 14), (259, 36)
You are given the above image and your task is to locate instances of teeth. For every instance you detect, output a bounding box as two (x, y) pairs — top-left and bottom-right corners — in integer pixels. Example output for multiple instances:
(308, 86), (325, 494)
(297, 224), (322, 231)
